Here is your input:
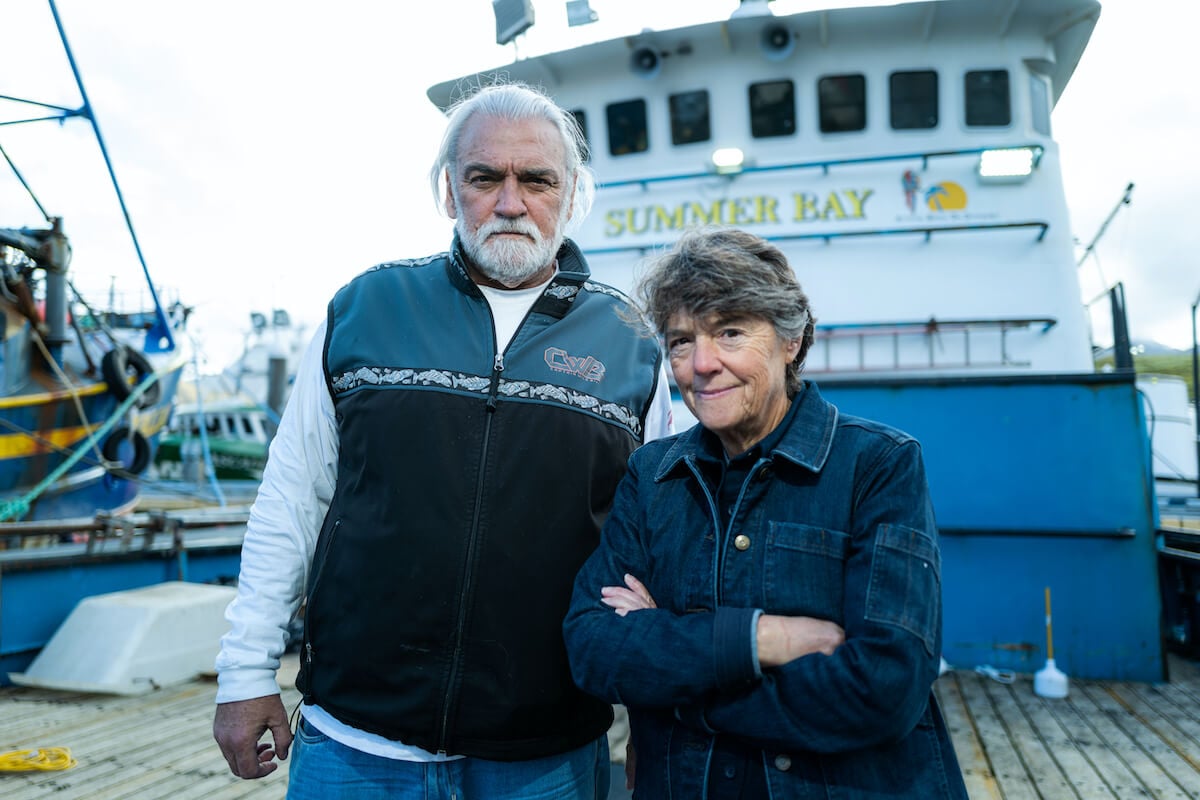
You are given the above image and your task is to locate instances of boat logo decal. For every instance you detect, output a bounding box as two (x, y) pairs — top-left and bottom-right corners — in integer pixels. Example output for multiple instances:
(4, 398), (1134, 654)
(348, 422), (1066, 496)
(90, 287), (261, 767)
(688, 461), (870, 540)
(902, 170), (968, 213)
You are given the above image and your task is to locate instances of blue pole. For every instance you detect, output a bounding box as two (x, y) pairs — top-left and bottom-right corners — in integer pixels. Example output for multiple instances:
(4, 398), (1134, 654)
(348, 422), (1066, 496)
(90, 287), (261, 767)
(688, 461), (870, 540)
(45, 0), (175, 353)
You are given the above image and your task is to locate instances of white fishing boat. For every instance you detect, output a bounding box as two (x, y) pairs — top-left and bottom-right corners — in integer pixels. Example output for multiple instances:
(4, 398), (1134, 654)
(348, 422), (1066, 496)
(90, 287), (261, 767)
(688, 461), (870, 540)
(220, 308), (307, 413)
(151, 398), (272, 483)
(428, 0), (1185, 681)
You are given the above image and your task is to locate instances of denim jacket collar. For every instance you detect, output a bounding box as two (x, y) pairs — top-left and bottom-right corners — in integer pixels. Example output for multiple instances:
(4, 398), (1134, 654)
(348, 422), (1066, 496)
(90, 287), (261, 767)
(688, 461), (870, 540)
(655, 380), (839, 482)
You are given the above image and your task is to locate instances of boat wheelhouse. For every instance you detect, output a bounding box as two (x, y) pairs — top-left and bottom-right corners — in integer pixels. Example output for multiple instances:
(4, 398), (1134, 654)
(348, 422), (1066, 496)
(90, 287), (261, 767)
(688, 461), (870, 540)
(430, 0), (1174, 681)
(152, 400), (271, 483)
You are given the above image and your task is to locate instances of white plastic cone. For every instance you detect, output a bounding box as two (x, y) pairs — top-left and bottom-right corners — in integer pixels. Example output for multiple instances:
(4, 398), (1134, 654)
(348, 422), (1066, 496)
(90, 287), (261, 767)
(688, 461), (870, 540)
(1034, 586), (1069, 698)
(1035, 657), (1069, 698)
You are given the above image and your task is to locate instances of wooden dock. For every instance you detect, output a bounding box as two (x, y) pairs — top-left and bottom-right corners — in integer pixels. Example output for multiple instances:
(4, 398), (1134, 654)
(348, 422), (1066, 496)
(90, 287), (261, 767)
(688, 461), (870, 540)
(1, 654), (1198, 798)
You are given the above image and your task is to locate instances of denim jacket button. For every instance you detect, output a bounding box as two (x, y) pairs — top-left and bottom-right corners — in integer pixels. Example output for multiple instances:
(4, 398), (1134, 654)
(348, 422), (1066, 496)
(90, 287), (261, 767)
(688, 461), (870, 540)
(734, 534), (751, 551)
(757, 465), (773, 481)
(774, 754), (792, 771)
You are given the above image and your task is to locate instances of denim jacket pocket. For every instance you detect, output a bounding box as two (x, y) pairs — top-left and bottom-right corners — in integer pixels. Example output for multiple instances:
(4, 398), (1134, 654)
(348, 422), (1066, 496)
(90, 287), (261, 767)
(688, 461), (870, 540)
(865, 524), (940, 657)
(764, 522), (849, 621)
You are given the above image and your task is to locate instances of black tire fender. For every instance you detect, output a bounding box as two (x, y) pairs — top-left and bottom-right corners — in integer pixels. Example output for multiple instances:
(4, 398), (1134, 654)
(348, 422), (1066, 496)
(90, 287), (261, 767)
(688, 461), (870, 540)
(101, 346), (160, 408)
(101, 426), (151, 476)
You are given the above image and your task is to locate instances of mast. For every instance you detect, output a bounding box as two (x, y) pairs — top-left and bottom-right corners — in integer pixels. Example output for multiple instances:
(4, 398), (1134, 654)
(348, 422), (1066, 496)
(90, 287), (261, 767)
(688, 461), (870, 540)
(46, 0), (176, 353)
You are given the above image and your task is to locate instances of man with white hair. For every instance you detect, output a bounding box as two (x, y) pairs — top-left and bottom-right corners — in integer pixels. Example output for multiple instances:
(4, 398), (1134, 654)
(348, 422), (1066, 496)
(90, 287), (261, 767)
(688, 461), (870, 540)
(213, 81), (672, 799)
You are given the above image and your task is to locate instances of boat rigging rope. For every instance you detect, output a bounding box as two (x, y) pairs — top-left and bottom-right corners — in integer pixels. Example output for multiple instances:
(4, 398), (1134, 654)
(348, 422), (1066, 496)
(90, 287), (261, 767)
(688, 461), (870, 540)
(0, 746), (77, 771)
(31, 331), (109, 466)
(0, 368), (160, 522)
(67, 277), (124, 351)
(185, 334), (227, 508)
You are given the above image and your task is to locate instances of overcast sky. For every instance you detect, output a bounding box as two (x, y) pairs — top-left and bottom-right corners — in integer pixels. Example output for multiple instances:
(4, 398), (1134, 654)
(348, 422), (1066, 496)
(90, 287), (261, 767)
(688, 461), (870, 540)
(2, 0), (1196, 372)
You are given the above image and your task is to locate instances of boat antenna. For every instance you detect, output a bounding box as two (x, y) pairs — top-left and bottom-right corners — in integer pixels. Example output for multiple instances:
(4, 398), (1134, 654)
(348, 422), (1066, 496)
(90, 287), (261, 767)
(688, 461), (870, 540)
(46, 0), (176, 353)
(1076, 181), (1134, 283)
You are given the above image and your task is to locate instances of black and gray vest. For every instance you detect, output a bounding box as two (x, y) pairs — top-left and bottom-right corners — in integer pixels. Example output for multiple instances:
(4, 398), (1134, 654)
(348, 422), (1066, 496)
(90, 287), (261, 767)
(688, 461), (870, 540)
(297, 237), (663, 761)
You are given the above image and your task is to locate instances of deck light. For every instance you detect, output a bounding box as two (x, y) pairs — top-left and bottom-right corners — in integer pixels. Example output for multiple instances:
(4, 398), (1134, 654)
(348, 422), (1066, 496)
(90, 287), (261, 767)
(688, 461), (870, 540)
(711, 147), (746, 175)
(977, 146), (1042, 182)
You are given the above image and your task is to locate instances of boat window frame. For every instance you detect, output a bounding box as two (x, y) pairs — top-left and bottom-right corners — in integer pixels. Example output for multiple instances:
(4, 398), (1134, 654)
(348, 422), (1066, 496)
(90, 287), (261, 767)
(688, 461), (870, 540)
(818, 72), (867, 134)
(668, 89), (712, 146)
(964, 68), (1012, 127)
(889, 69), (939, 130)
(748, 78), (797, 139)
(605, 97), (650, 157)
(568, 108), (592, 162)
(1029, 74), (1051, 136)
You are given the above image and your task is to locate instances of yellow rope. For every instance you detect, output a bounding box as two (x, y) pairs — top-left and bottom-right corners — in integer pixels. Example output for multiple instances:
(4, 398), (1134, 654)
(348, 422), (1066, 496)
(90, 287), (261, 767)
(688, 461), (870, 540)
(0, 746), (78, 771)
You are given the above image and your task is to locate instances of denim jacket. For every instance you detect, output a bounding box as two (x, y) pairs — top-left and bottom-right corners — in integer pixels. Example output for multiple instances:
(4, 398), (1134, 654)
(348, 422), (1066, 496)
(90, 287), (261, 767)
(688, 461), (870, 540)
(564, 382), (967, 799)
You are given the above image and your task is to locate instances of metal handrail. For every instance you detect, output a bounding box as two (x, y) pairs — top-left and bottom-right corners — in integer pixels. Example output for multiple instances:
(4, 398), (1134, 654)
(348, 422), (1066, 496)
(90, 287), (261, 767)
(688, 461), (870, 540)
(808, 316), (1057, 373)
(598, 144), (1046, 191)
(583, 220), (1050, 258)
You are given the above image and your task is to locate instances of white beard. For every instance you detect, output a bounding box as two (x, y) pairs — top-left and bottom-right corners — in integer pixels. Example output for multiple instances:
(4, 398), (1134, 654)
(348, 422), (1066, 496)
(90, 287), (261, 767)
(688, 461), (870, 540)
(455, 199), (571, 287)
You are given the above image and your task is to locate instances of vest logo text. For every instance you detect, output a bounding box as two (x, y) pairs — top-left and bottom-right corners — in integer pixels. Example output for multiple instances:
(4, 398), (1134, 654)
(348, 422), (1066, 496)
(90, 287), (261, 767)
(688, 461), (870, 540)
(545, 347), (606, 382)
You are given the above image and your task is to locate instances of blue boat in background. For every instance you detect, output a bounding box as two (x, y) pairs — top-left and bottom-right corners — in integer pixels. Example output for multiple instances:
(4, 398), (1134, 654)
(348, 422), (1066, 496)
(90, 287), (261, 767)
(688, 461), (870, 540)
(0, 2), (247, 687)
(0, 2), (187, 523)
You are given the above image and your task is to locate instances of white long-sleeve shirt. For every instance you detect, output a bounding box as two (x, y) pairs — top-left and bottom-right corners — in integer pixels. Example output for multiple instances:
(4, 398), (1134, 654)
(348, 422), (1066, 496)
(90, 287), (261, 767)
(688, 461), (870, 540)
(215, 283), (675, 726)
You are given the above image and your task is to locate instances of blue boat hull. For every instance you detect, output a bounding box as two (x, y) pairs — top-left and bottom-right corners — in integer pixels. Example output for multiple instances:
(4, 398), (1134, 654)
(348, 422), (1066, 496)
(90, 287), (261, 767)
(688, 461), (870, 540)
(0, 361), (185, 521)
(0, 542), (243, 682)
(819, 371), (1163, 682)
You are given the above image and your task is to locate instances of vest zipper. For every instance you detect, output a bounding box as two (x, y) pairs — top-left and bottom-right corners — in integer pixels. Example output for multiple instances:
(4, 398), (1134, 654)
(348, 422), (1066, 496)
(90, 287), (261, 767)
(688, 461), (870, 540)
(301, 518), (341, 696)
(486, 354), (504, 411)
(436, 353), (502, 751)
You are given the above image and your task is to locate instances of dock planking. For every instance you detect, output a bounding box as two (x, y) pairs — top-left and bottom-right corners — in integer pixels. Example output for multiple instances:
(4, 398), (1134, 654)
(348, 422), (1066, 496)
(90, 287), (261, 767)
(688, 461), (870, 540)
(934, 653), (1200, 799)
(1, 655), (1197, 799)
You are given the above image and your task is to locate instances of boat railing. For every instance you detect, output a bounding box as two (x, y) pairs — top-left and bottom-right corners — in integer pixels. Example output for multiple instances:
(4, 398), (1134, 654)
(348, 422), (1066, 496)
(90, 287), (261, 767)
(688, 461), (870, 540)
(585, 220), (1050, 257)
(0, 506), (250, 569)
(598, 144), (1046, 191)
(808, 316), (1058, 374)
(1085, 281), (1135, 371)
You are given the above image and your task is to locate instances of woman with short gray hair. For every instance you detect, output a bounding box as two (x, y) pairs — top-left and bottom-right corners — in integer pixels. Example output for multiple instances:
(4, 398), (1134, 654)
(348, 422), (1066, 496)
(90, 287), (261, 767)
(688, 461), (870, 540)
(565, 227), (966, 798)
(636, 226), (815, 398)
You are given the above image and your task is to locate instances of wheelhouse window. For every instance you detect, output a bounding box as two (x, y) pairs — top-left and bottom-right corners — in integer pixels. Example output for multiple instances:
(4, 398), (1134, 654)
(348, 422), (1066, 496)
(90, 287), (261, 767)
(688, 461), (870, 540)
(749, 79), (795, 138)
(606, 98), (648, 156)
(669, 90), (711, 145)
(1029, 76), (1050, 135)
(890, 70), (938, 129)
(818, 74), (866, 133)
(569, 108), (591, 161)
(965, 69), (1011, 126)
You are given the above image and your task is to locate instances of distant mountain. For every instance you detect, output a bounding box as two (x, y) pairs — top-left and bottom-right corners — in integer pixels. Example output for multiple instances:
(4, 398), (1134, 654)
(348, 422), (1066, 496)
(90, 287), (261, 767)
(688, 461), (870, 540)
(1092, 345), (1197, 402)
(1134, 340), (1191, 356)
(1094, 340), (1191, 359)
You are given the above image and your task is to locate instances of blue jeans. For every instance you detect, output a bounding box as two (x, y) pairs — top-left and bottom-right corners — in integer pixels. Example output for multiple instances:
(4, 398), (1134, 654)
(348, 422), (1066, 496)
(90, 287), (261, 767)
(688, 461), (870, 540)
(287, 717), (611, 800)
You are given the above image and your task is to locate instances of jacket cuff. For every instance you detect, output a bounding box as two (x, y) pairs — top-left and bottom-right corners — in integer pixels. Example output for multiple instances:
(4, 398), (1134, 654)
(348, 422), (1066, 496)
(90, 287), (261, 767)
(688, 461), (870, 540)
(713, 606), (760, 689)
(215, 667), (282, 704)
